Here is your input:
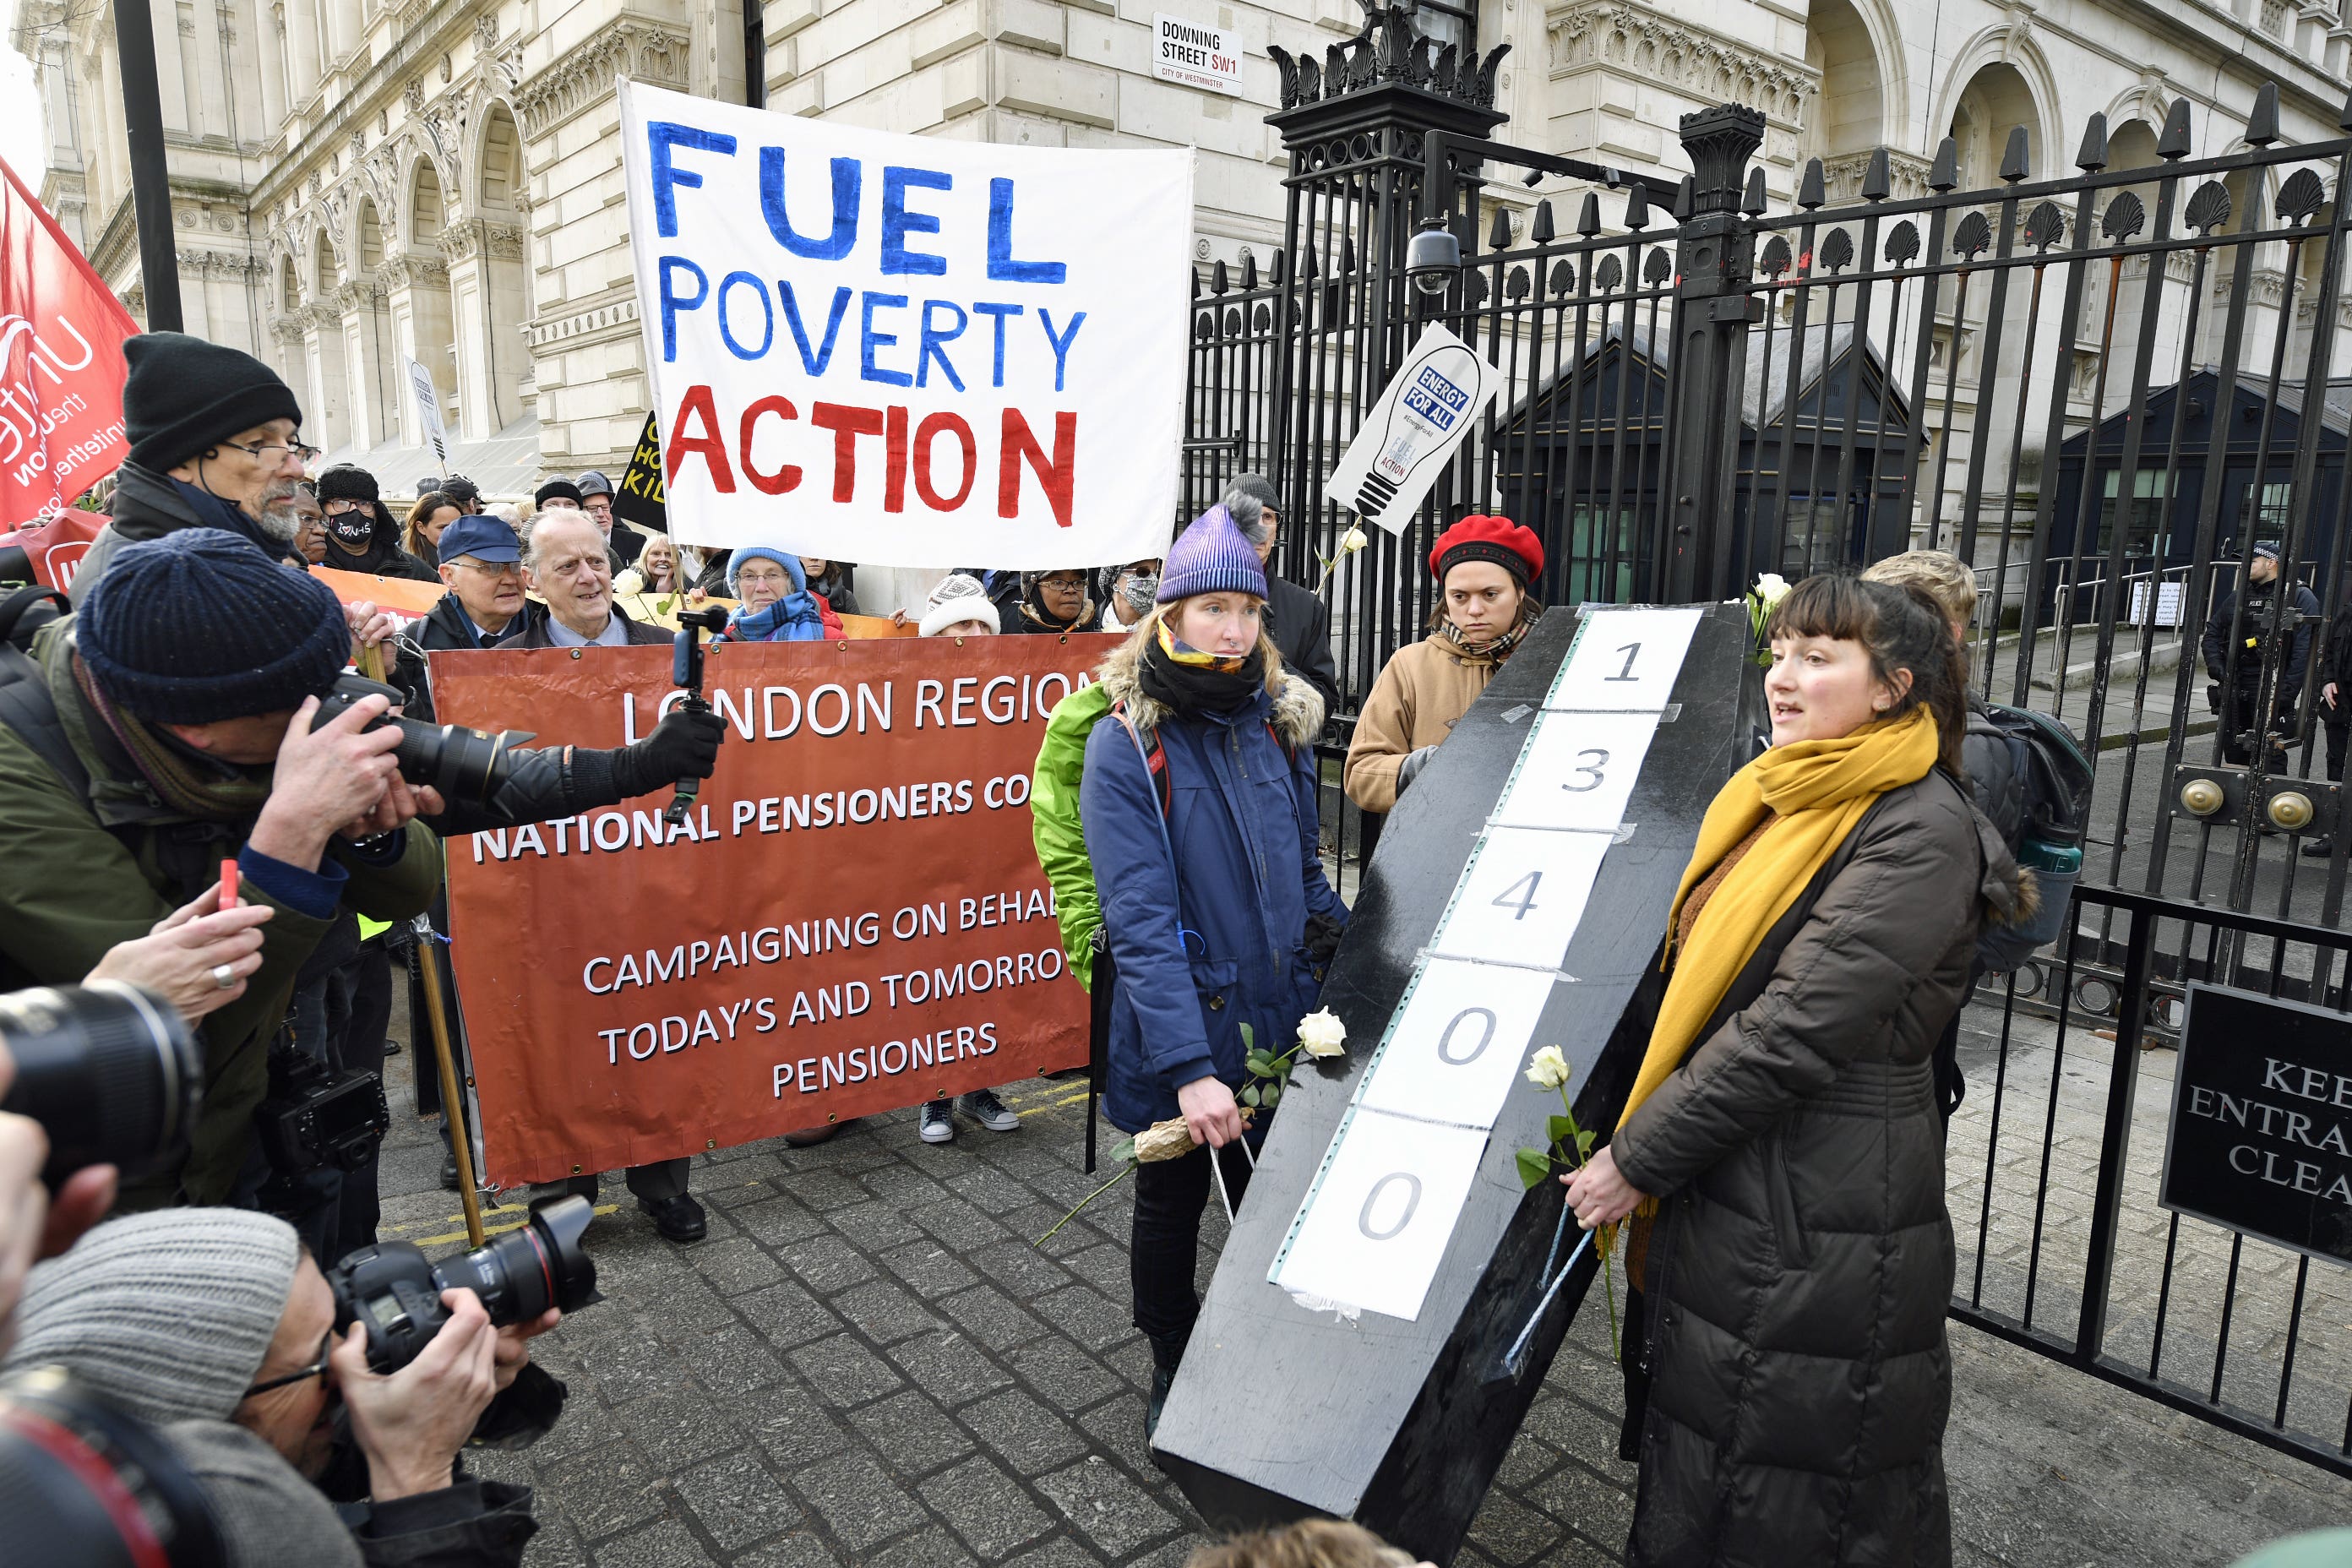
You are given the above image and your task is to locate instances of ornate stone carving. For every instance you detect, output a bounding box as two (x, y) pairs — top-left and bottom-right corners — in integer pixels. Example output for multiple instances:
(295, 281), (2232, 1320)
(474, 12), (497, 48)
(439, 51), (452, 83)
(1545, 1), (1815, 127)
(382, 253), (450, 290)
(514, 17), (692, 138)
(525, 297), (642, 351)
(441, 218), (483, 262)
(1821, 148), (1932, 204)
(405, 78), (424, 112)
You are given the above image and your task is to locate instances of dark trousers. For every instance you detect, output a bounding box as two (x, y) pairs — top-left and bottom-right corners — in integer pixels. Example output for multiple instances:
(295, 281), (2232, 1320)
(2220, 684), (2290, 765)
(1130, 1131), (1260, 1356)
(547, 1160), (690, 1205)
(2326, 718), (2348, 783)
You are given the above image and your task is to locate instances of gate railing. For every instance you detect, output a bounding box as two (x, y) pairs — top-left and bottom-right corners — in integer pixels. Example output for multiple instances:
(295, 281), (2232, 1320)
(1189, 18), (2352, 923)
(1952, 882), (2352, 1478)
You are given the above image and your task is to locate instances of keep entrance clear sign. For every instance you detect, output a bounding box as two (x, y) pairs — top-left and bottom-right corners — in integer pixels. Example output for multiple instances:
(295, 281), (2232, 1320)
(1152, 13), (1243, 95)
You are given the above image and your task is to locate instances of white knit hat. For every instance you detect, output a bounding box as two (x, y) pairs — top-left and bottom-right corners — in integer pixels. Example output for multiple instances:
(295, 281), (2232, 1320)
(919, 573), (999, 637)
(3, 1209), (302, 1425)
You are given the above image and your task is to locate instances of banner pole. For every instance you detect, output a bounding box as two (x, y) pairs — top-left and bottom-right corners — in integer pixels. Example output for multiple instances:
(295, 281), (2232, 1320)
(412, 912), (487, 1247)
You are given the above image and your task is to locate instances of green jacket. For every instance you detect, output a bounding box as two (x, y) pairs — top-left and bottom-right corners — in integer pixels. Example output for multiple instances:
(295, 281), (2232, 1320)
(0, 623), (443, 1207)
(1031, 677), (1112, 989)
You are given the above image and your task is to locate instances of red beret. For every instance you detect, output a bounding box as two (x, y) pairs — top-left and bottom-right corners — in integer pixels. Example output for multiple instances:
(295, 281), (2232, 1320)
(1430, 514), (1544, 585)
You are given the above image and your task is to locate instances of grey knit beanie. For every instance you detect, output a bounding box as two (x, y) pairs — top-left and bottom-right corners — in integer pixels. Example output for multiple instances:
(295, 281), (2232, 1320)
(3, 1209), (302, 1425)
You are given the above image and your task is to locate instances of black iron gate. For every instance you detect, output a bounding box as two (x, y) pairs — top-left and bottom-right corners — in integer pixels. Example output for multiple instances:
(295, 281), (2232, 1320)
(1183, 0), (2352, 1478)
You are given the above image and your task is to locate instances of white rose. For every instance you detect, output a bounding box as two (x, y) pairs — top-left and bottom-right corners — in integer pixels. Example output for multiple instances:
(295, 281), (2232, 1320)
(1753, 572), (1790, 604)
(1297, 1008), (1348, 1058)
(612, 569), (646, 596)
(1340, 526), (1369, 553)
(1525, 1044), (1571, 1091)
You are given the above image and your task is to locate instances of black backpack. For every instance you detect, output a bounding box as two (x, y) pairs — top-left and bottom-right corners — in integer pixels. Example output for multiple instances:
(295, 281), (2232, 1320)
(1974, 701), (2093, 973)
(0, 584), (80, 794)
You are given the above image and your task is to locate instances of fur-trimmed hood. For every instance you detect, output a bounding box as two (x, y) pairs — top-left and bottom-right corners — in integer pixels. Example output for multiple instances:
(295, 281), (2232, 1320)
(1092, 629), (1326, 749)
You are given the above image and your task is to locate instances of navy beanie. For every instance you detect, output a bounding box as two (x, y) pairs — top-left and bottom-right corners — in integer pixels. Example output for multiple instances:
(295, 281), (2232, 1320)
(80, 530), (351, 724)
(122, 333), (304, 473)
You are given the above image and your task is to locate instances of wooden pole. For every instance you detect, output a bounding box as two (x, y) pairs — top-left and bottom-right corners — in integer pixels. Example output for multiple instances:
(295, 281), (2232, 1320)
(411, 913), (485, 1246)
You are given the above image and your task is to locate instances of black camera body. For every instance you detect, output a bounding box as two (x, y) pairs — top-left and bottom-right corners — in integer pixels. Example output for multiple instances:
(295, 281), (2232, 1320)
(313, 673), (532, 808)
(0, 982), (199, 1186)
(326, 1196), (600, 1375)
(256, 1044), (388, 1175)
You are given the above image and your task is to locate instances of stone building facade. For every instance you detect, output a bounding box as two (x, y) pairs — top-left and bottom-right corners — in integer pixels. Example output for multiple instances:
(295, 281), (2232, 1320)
(12, 0), (2352, 498)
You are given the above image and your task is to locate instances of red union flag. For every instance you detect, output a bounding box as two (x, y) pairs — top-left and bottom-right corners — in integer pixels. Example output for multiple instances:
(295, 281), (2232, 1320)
(0, 160), (137, 525)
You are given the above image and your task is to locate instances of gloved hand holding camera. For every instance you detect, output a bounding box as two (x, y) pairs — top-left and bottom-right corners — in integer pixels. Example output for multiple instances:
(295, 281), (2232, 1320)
(610, 705), (728, 800)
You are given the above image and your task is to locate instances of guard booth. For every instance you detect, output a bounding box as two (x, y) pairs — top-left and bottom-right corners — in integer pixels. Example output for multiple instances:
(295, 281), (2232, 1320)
(1493, 321), (1916, 607)
(2045, 369), (2349, 623)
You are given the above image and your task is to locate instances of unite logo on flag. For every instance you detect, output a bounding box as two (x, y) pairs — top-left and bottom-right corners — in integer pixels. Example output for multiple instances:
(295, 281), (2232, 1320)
(0, 161), (137, 528)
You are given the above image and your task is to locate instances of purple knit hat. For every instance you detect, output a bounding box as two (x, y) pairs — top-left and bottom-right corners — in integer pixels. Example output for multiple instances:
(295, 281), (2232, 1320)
(1157, 504), (1268, 602)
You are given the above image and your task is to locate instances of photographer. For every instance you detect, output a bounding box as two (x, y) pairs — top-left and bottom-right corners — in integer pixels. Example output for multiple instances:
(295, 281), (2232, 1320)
(69, 332), (314, 605)
(6, 1206), (551, 1565)
(0, 530), (443, 1210)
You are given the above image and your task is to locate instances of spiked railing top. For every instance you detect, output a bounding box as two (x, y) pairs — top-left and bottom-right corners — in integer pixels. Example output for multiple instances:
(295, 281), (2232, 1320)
(1266, 0), (1511, 113)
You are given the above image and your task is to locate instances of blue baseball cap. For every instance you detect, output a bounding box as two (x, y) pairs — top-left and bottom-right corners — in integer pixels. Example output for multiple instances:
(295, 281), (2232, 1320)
(436, 514), (521, 564)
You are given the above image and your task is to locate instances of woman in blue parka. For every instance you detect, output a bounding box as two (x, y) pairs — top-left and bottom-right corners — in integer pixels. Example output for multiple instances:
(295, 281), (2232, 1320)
(1079, 503), (1347, 1439)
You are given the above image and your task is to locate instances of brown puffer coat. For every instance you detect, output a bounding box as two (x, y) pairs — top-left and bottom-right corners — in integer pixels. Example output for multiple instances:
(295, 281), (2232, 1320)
(1342, 633), (1511, 813)
(1609, 765), (2025, 1568)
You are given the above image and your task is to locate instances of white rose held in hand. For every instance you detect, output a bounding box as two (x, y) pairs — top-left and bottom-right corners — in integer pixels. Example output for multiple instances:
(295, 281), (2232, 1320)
(612, 568), (646, 596)
(1340, 526), (1369, 553)
(1525, 1044), (1571, 1090)
(1297, 1008), (1348, 1058)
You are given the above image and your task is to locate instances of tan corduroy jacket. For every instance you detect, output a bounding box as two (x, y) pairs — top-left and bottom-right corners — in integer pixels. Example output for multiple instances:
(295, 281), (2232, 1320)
(1342, 632), (1511, 813)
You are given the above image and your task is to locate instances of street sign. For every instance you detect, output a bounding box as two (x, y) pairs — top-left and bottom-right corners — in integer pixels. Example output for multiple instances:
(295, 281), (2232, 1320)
(1152, 13), (1244, 95)
(1326, 323), (1501, 533)
(2160, 983), (2352, 1266)
(405, 356), (449, 468)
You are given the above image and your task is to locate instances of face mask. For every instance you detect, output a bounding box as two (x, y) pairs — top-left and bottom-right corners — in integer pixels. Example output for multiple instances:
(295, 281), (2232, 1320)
(1119, 572), (1159, 610)
(327, 509), (373, 546)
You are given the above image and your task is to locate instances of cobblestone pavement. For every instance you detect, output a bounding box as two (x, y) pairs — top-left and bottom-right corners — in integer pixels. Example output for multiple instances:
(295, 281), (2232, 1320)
(373, 991), (2352, 1567)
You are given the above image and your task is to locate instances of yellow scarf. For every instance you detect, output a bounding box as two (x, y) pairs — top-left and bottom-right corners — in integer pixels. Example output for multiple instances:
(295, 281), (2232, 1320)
(1616, 705), (1941, 1133)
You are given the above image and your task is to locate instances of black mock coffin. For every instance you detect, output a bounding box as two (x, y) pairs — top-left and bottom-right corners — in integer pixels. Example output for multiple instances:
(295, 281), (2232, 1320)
(1154, 601), (1757, 1564)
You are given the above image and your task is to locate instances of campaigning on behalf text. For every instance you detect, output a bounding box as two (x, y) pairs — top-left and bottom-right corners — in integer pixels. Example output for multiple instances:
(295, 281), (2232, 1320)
(580, 891), (1059, 996)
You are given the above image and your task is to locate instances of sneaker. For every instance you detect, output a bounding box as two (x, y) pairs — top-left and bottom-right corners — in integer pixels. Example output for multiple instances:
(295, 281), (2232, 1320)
(920, 1101), (956, 1143)
(639, 1192), (708, 1244)
(958, 1088), (1021, 1133)
(2302, 836), (2337, 858)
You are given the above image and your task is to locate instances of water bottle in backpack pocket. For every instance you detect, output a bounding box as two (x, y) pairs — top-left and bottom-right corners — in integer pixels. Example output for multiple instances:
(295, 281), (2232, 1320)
(1974, 704), (2094, 975)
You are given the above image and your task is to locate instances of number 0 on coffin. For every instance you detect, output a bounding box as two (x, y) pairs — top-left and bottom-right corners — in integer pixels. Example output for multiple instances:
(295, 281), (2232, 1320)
(1355, 958), (1556, 1129)
(1273, 1108), (1488, 1322)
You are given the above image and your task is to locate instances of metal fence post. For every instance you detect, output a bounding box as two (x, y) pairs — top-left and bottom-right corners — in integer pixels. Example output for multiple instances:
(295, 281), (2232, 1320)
(1660, 106), (1764, 604)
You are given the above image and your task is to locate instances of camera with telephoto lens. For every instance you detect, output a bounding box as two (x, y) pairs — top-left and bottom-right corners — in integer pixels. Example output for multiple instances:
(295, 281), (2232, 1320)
(325, 1195), (601, 1375)
(0, 1367), (225, 1567)
(0, 982), (199, 1187)
(311, 673), (536, 808)
(255, 1042), (389, 1175)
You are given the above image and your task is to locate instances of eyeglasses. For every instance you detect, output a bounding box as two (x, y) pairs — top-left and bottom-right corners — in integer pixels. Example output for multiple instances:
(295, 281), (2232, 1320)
(1039, 575), (1087, 591)
(221, 438), (323, 465)
(241, 1330), (334, 1399)
(456, 559), (524, 578)
(323, 499), (367, 514)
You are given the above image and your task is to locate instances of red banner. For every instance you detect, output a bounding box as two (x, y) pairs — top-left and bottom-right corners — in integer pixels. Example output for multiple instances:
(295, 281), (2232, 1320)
(0, 161), (138, 521)
(0, 509), (104, 589)
(433, 635), (1108, 1185)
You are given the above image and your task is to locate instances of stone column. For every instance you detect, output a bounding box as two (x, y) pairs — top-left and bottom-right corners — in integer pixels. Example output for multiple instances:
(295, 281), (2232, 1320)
(283, 0), (321, 106)
(255, 0), (287, 132)
(302, 303), (350, 452)
(384, 253), (455, 449)
(443, 220), (490, 442)
(339, 281), (394, 453)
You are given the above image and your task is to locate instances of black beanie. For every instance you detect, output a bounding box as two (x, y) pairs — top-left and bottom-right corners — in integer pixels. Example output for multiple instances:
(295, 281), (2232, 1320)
(313, 465), (379, 505)
(80, 529), (351, 725)
(122, 333), (305, 473)
(533, 478), (584, 509)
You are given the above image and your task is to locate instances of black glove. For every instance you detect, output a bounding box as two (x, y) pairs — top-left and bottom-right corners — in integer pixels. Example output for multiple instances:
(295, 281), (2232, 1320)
(1395, 744), (1440, 795)
(610, 707), (727, 798)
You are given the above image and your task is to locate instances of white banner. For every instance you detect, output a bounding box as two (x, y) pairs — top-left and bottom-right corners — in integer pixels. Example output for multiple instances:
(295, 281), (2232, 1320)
(1326, 324), (1501, 534)
(620, 81), (1194, 569)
